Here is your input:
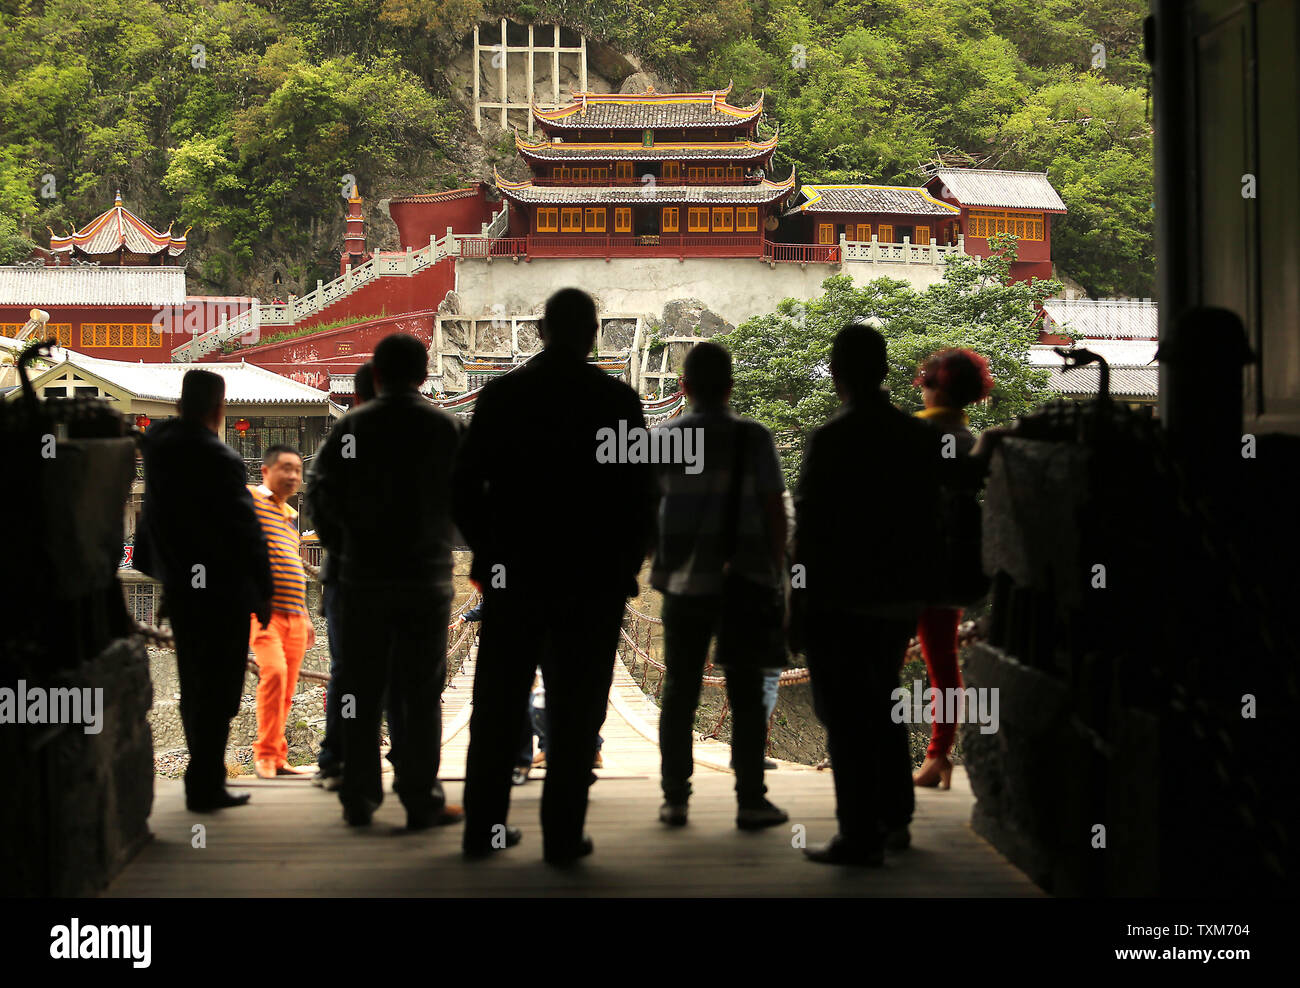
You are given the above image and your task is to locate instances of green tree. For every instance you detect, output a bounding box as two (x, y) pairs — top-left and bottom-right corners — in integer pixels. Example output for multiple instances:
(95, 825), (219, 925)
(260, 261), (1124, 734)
(999, 72), (1154, 297)
(719, 235), (1057, 484)
(0, 212), (34, 264)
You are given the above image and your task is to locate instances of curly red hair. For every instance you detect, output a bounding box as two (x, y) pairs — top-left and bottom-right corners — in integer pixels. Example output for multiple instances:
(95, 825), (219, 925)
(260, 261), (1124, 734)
(912, 348), (995, 407)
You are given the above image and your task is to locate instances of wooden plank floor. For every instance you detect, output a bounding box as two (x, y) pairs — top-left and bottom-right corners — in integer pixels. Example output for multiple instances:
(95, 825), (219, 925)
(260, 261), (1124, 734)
(105, 644), (1041, 897)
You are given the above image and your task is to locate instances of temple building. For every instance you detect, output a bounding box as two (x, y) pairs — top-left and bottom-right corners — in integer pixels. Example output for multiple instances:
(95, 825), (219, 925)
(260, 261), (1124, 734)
(1028, 297), (1160, 407)
(0, 193), (254, 360)
(0, 265), (186, 355)
(782, 167), (1067, 284)
(783, 184), (962, 248)
(492, 83), (796, 257)
(48, 191), (188, 266)
(921, 166), (1067, 282)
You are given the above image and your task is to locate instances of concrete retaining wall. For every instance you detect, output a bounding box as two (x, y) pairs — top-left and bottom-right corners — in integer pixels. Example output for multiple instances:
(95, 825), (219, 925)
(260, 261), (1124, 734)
(453, 256), (947, 325)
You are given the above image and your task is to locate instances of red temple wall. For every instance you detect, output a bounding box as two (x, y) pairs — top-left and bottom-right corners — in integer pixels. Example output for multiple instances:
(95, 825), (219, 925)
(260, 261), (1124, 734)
(797, 211), (962, 243)
(0, 304), (191, 362)
(959, 207), (1054, 264)
(508, 205), (530, 237)
(290, 259), (454, 333)
(210, 311), (438, 391)
(389, 186), (496, 249)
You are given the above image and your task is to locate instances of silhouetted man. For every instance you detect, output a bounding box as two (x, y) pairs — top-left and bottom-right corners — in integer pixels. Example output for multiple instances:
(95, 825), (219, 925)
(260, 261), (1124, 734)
(794, 324), (944, 865)
(314, 361), (376, 789)
(308, 334), (464, 829)
(135, 370), (272, 812)
(454, 287), (655, 864)
(651, 341), (789, 830)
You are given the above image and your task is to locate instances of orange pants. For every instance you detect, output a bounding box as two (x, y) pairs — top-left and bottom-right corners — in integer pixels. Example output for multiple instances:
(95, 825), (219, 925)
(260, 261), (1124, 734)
(250, 611), (310, 765)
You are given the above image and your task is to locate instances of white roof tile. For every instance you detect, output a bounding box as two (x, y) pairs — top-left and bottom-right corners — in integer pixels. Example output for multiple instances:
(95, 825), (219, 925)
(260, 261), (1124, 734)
(1043, 298), (1158, 339)
(1029, 340), (1159, 367)
(0, 266), (187, 306)
(1044, 365), (1159, 398)
(931, 168), (1067, 211)
(43, 350), (331, 405)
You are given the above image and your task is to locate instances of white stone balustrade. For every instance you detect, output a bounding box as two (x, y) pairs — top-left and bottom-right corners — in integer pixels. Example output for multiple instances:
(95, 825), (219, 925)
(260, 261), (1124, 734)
(840, 233), (966, 264)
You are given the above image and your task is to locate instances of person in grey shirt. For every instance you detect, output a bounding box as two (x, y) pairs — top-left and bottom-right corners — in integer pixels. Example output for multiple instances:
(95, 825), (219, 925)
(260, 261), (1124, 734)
(650, 341), (789, 831)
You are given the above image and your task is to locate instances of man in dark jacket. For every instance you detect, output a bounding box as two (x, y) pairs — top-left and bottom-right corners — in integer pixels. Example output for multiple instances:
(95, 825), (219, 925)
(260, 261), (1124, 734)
(135, 369), (273, 812)
(454, 287), (656, 865)
(313, 361), (376, 790)
(793, 323), (945, 865)
(307, 334), (464, 829)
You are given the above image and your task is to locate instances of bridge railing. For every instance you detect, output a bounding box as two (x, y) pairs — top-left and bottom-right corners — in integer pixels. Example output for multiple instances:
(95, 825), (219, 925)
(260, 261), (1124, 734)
(618, 600), (981, 750)
(127, 578), (480, 690)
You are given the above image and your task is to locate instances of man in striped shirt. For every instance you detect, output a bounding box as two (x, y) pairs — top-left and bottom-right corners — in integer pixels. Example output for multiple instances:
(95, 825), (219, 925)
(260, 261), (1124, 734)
(248, 444), (315, 779)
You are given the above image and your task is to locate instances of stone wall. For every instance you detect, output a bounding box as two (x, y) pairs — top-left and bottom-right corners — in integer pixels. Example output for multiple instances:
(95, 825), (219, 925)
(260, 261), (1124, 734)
(453, 256), (947, 327)
(3, 635), (154, 896)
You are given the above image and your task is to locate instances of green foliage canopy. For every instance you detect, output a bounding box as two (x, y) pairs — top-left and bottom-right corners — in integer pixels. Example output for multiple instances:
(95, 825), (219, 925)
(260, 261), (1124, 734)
(719, 234), (1059, 484)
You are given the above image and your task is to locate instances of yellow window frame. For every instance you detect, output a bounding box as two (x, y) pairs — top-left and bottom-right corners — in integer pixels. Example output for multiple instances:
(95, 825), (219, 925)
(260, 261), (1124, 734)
(614, 207), (632, 233)
(584, 207), (606, 232)
(560, 208), (583, 232)
(711, 207), (734, 232)
(736, 207), (758, 231)
(81, 323), (161, 348)
(662, 207), (679, 232)
(687, 207), (710, 232)
(537, 208), (559, 232)
(1, 323), (72, 345)
(969, 210), (1043, 241)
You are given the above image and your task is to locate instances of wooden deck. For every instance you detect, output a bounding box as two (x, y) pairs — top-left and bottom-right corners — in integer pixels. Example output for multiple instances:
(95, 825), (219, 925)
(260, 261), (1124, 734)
(104, 647), (1041, 897)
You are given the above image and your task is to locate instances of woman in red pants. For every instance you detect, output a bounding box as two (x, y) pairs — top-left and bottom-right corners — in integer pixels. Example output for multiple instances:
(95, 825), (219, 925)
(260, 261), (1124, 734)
(911, 348), (994, 789)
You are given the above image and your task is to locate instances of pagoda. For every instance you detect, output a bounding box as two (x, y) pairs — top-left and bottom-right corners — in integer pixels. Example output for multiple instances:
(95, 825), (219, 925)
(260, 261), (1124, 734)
(493, 83), (795, 258)
(48, 191), (188, 266)
(340, 181), (372, 275)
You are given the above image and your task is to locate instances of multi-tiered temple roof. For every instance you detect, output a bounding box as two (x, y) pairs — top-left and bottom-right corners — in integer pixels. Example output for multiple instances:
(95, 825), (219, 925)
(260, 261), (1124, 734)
(529, 83), (764, 131)
(514, 130), (780, 164)
(493, 84), (795, 257)
(49, 192), (188, 265)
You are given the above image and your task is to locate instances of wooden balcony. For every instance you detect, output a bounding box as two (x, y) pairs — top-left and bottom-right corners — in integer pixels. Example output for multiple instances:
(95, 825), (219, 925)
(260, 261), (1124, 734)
(458, 234), (767, 259)
(527, 176), (762, 188)
(763, 241), (842, 264)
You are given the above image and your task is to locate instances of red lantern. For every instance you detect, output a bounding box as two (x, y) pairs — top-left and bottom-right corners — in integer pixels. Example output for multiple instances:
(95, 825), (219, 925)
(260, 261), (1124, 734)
(134, 414), (151, 430)
(235, 418), (251, 434)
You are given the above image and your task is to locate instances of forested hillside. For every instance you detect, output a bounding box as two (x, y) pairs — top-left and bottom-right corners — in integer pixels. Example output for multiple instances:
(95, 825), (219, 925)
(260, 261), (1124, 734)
(0, 0), (1152, 297)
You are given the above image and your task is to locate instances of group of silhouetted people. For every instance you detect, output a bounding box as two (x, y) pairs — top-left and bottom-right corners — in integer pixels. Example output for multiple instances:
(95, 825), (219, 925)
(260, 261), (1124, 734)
(137, 285), (998, 867)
